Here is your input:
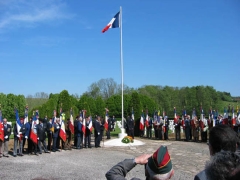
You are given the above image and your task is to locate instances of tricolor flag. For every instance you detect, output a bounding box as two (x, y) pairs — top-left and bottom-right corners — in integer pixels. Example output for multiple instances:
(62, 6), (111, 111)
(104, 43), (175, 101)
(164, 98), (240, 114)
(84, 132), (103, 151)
(104, 108), (109, 131)
(199, 106), (204, 129)
(145, 109), (149, 127)
(88, 116), (93, 132)
(102, 11), (120, 33)
(59, 109), (66, 142)
(174, 107), (177, 124)
(82, 110), (86, 135)
(69, 108), (74, 134)
(15, 109), (23, 141)
(0, 109), (4, 142)
(30, 111), (38, 144)
(24, 105), (28, 124)
(139, 111), (144, 131)
(223, 107), (228, 124)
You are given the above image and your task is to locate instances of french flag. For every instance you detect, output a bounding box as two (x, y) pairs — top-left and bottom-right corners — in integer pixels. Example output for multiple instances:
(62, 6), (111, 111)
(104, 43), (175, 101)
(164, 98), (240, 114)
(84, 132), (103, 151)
(0, 109), (4, 142)
(82, 110), (86, 135)
(104, 108), (109, 131)
(69, 109), (74, 134)
(174, 107), (177, 124)
(15, 109), (23, 141)
(102, 11), (120, 33)
(88, 116), (93, 132)
(139, 111), (144, 131)
(59, 114), (66, 142)
(30, 111), (38, 144)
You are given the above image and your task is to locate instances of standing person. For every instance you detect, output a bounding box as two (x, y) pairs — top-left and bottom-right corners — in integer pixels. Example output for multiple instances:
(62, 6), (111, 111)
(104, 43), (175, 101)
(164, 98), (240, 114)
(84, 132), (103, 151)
(201, 115), (208, 142)
(73, 116), (78, 148)
(26, 117), (33, 154)
(193, 116), (200, 142)
(164, 116), (169, 140)
(76, 117), (83, 149)
(111, 116), (116, 131)
(52, 118), (60, 152)
(22, 119), (30, 153)
(127, 115), (134, 139)
(194, 124), (239, 180)
(158, 116), (164, 140)
(146, 116), (153, 139)
(2, 118), (11, 157)
(13, 118), (25, 157)
(84, 116), (92, 148)
(106, 145), (174, 180)
(65, 118), (72, 150)
(184, 115), (191, 142)
(94, 116), (101, 148)
(174, 117), (181, 141)
(36, 118), (49, 154)
(46, 118), (53, 151)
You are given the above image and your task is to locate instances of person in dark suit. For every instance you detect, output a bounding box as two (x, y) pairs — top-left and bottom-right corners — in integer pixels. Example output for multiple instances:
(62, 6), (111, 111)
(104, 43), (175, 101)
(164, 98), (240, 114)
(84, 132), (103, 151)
(37, 118), (49, 154)
(76, 118), (83, 149)
(84, 116), (92, 148)
(22, 119), (30, 153)
(13, 118), (25, 157)
(52, 118), (60, 152)
(100, 118), (105, 141)
(2, 118), (11, 157)
(127, 115), (134, 139)
(26, 117), (33, 154)
(111, 116), (116, 131)
(94, 116), (101, 148)
(146, 116), (153, 139)
(74, 116), (79, 148)
(46, 118), (52, 151)
(164, 116), (169, 140)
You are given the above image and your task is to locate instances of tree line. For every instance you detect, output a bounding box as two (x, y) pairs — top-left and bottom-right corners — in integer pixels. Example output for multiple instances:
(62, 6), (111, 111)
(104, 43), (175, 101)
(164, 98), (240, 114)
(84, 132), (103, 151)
(0, 78), (237, 122)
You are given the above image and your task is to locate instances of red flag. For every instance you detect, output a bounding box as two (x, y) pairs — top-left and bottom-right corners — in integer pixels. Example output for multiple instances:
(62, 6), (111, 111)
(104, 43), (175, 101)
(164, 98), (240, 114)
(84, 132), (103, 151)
(59, 116), (66, 142)
(104, 108), (109, 131)
(139, 113), (144, 131)
(30, 119), (38, 144)
(0, 122), (4, 142)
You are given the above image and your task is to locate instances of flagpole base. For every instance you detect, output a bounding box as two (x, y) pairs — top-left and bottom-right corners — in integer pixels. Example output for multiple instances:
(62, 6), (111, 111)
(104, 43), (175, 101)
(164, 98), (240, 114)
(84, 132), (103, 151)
(118, 128), (127, 139)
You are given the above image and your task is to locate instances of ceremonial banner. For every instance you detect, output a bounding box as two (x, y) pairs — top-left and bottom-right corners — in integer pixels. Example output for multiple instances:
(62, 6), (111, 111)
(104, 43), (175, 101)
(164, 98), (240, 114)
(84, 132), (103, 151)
(139, 111), (144, 131)
(69, 109), (74, 134)
(0, 109), (4, 141)
(15, 109), (23, 141)
(145, 110), (149, 127)
(82, 110), (86, 135)
(88, 116), (93, 132)
(59, 109), (66, 142)
(104, 108), (109, 131)
(30, 111), (38, 144)
(132, 108), (134, 121)
(232, 107), (236, 126)
(102, 11), (120, 33)
(174, 107), (177, 124)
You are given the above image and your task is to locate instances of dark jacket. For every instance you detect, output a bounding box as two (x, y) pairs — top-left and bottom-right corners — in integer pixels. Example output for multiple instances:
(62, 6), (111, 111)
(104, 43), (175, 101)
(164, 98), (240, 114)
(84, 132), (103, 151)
(25, 122), (31, 138)
(3, 123), (11, 142)
(105, 159), (139, 180)
(53, 123), (60, 138)
(77, 121), (82, 137)
(46, 121), (52, 134)
(37, 123), (47, 141)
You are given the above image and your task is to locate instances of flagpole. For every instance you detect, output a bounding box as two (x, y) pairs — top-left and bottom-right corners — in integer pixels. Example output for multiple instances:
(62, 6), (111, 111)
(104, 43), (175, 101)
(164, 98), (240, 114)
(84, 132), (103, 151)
(120, 6), (124, 134)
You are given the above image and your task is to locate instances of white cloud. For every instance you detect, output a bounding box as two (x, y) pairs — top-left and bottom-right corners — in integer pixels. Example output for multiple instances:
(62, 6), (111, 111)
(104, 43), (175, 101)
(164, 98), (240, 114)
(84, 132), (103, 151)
(0, 0), (74, 30)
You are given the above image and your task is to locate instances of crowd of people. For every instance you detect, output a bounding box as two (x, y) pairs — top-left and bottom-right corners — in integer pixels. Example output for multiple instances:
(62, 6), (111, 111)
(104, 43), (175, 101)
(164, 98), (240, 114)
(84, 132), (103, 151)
(1, 109), (240, 180)
(0, 114), (117, 157)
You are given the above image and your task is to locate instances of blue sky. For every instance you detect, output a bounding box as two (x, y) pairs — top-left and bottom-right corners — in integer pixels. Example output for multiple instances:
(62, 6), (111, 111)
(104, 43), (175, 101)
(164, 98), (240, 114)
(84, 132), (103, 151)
(0, 0), (239, 97)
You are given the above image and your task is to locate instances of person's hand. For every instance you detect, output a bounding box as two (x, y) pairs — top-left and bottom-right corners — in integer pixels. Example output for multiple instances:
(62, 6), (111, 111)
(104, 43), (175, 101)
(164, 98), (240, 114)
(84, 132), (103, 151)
(98, 132), (100, 135)
(37, 137), (39, 140)
(134, 154), (152, 165)
(4, 135), (8, 139)
(25, 136), (28, 139)
(17, 134), (20, 138)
